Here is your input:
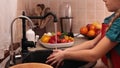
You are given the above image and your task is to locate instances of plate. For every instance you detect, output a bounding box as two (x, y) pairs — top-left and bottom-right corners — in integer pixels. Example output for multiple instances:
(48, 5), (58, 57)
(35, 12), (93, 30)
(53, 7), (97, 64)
(74, 33), (84, 38)
(39, 41), (74, 48)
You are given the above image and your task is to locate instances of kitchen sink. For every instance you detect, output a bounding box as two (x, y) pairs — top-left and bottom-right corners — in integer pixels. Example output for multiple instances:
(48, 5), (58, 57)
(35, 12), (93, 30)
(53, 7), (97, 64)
(5, 50), (96, 68)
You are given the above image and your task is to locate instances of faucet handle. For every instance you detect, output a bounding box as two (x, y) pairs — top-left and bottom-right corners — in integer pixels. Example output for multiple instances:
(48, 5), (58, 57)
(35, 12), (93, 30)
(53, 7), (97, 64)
(25, 41), (35, 48)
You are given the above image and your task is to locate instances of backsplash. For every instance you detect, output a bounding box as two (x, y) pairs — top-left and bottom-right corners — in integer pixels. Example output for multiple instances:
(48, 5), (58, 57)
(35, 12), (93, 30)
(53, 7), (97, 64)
(17, 0), (112, 34)
(48, 0), (112, 33)
(14, 0), (113, 46)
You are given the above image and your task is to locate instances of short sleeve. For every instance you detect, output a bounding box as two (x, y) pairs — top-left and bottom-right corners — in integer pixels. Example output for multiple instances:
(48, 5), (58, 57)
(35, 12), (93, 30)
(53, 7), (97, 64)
(106, 18), (120, 42)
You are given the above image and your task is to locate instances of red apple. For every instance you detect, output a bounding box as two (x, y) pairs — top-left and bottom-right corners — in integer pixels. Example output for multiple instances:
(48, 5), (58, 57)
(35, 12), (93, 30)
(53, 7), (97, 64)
(48, 38), (55, 43)
(87, 24), (96, 30)
(86, 24), (91, 30)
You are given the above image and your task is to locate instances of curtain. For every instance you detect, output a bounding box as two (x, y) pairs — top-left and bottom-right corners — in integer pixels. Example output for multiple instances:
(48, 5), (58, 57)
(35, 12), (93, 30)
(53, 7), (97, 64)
(0, 0), (17, 59)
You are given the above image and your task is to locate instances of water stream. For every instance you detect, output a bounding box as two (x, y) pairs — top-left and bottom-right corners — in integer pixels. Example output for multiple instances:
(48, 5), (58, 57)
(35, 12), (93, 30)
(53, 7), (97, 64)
(54, 23), (57, 49)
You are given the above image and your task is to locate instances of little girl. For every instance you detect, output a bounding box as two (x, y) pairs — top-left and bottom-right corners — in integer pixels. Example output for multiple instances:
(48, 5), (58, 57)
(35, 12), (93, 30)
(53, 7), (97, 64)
(46, 0), (120, 68)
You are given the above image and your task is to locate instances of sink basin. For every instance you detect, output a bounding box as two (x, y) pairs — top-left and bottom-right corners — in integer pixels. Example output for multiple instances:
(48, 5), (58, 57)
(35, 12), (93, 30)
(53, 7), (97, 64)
(5, 50), (96, 68)
(5, 50), (52, 68)
(23, 50), (53, 63)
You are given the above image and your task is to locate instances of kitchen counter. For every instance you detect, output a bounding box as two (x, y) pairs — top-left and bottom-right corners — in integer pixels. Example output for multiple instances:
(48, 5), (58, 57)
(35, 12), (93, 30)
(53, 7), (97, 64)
(3, 36), (96, 68)
(27, 36), (96, 68)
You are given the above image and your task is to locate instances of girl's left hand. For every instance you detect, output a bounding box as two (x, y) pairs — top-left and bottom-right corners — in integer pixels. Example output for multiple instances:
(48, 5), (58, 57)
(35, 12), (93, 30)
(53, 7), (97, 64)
(46, 49), (65, 68)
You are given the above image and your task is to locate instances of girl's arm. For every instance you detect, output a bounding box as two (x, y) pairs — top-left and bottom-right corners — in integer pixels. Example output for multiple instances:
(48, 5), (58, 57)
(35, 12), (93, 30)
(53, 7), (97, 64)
(64, 36), (118, 62)
(65, 33), (101, 51)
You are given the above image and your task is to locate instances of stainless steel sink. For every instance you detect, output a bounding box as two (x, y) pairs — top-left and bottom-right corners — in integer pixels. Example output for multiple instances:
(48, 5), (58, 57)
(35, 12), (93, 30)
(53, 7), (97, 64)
(5, 50), (95, 68)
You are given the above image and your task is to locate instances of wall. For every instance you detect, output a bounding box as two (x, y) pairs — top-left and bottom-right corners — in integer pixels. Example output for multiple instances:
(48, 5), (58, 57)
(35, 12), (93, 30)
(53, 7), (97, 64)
(17, 0), (112, 34)
(48, 0), (112, 33)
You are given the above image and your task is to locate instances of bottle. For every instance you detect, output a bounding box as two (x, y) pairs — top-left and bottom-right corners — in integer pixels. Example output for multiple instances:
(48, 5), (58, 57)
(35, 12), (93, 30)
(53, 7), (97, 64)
(35, 35), (39, 45)
(26, 29), (35, 42)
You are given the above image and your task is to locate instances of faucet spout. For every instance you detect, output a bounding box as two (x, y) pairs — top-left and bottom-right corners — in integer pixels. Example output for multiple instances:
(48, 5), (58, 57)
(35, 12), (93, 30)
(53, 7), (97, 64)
(27, 12), (58, 22)
(10, 15), (35, 65)
(43, 12), (58, 22)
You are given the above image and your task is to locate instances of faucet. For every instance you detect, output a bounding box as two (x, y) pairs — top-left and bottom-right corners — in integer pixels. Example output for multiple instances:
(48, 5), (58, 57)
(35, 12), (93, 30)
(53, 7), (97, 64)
(10, 15), (35, 65)
(27, 12), (58, 22)
(9, 11), (58, 65)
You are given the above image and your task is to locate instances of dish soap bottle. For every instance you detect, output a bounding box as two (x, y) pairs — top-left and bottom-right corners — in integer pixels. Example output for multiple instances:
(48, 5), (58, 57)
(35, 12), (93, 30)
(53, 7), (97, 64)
(26, 29), (35, 43)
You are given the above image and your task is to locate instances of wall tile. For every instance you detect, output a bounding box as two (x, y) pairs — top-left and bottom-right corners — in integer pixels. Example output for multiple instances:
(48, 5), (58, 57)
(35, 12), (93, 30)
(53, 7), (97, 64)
(77, 0), (86, 9)
(87, 0), (95, 10)
(96, 0), (105, 10)
(17, 0), (111, 33)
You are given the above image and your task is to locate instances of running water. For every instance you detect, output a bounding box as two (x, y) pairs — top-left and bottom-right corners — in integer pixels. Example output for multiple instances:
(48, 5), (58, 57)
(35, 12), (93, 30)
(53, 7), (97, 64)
(54, 23), (58, 50)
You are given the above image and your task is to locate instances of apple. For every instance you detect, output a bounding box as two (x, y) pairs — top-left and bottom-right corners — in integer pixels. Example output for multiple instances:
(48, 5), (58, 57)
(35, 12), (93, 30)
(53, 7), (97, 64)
(48, 38), (55, 43)
(86, 24), (91, 30)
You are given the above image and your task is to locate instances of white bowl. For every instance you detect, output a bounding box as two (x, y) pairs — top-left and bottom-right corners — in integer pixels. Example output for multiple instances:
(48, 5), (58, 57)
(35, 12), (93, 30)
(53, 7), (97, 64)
(39, 41), (74, 48)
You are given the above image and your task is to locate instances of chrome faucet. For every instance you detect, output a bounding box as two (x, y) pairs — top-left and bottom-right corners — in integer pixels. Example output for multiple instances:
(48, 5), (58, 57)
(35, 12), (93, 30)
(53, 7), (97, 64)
(10, 15), (35, 65)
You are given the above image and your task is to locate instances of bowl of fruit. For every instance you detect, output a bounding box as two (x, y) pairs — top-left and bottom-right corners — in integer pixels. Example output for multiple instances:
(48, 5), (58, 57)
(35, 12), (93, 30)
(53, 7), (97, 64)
(39, 32), (74, 48)
(80, 22), (102, 39)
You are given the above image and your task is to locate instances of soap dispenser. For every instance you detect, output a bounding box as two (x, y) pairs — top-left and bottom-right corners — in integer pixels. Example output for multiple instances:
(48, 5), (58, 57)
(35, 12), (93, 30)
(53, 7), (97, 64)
(26, 29), (35, 43)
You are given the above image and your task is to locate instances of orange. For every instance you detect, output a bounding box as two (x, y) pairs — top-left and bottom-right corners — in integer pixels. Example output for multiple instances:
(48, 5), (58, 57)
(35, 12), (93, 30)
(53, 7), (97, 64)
(80, 26), (88, 35)
(89, 24), (96, 30)
(87, 30), (96, 37)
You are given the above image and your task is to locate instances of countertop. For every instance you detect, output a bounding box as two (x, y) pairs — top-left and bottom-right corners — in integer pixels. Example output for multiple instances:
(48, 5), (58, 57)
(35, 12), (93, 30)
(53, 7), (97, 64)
(27, 36), (96, 68)
(1, 35), (91, 68)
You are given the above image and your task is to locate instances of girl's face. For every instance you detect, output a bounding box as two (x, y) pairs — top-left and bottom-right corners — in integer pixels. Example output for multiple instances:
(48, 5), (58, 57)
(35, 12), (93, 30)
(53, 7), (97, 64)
(103, 0), (120, 12)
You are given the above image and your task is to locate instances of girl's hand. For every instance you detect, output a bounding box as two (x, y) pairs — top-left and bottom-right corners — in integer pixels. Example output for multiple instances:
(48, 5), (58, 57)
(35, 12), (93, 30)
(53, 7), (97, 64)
(46, 49), (65, 68)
